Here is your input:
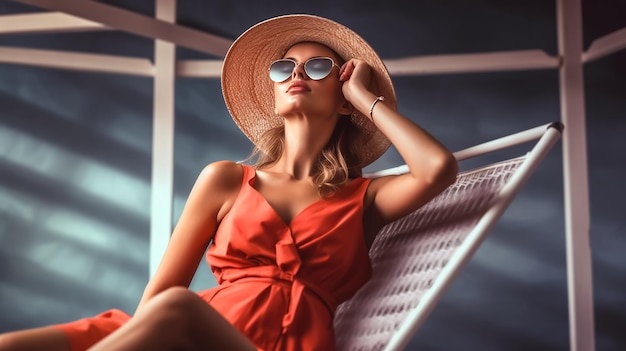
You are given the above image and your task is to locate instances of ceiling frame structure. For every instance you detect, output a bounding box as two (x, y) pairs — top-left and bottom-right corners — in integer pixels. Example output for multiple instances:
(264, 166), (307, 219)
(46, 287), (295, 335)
(2, 0), (625, 349)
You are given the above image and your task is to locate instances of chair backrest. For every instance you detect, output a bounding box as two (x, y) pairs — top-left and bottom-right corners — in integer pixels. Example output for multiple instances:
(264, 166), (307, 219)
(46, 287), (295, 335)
(334, 123), (562, 351)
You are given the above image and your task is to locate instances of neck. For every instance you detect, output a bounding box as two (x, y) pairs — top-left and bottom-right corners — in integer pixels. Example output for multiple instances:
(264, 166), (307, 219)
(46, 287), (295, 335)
(270, 114), (337, 180)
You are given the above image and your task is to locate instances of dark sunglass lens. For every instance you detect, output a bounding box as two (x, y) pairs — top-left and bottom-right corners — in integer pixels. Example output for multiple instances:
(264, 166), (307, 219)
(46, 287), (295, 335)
(305, 58), (334, 80)
(269, 60), (295, 82)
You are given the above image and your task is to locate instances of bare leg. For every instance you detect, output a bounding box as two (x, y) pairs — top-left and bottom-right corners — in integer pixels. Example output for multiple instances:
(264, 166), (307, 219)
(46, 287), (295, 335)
(89, 287), (256, 351)
(0, 326), (70, 351)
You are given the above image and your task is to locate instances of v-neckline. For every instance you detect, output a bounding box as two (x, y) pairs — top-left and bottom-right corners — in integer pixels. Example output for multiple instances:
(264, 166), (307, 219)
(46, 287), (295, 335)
(246, 167), (362, 228)
(247, 169), (325, 227)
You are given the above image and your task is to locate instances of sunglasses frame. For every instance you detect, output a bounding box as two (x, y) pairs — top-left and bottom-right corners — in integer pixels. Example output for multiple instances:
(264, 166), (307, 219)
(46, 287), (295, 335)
(269, 57), (340, 83)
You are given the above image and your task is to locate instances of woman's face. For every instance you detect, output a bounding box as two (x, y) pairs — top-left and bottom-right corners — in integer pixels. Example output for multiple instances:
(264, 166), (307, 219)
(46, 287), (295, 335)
(273, 42), (350, 119)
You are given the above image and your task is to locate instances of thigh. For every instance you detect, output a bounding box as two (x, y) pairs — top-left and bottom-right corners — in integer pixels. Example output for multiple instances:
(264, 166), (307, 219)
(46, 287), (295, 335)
(153, 287), (257, 350)
(0, 326), (70, 351)
(94, 287), (257, 351)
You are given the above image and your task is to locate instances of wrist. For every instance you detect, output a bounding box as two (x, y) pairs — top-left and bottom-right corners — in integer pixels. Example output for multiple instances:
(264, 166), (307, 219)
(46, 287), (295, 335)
(368, 96), (385, 120)
(343, 81), (368, 103)
(350, 90), (378, 118)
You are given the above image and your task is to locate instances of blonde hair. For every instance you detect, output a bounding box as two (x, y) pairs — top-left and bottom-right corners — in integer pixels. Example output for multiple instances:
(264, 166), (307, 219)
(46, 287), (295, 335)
(248, 116), (364, 196)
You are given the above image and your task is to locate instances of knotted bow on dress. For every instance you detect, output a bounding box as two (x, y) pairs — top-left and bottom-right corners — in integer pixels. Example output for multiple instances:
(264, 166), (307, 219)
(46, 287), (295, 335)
(204, 165), (373, 351)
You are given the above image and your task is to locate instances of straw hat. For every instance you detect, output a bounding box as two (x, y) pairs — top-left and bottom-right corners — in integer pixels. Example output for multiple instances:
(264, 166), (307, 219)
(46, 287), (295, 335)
(221, 14), (397, 167)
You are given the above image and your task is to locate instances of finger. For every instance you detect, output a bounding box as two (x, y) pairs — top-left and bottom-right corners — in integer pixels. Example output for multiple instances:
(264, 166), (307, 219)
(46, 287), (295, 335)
(340, 61), (355, 81)
(339, 64), (347, 81)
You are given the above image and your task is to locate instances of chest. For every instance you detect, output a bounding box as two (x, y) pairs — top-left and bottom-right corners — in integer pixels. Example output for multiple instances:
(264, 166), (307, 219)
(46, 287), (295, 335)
(253, 173), (323, 225)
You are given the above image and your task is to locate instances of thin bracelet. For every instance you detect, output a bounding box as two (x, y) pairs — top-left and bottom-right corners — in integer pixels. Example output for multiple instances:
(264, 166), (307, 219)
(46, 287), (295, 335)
(369, 96), (384, 120)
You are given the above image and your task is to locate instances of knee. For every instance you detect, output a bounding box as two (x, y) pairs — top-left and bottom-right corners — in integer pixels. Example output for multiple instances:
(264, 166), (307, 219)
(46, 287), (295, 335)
(139, 287), (200, 330)
(0, 333), (15, 351)
(150, 286), (200, 313)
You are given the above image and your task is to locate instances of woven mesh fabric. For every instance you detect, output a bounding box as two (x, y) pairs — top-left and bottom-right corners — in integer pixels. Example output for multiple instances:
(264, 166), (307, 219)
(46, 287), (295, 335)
(334, 155), (527, 351)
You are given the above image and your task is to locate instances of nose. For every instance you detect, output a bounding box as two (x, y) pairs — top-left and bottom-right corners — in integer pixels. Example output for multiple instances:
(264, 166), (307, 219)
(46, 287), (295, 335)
(291, 61), (307, 80)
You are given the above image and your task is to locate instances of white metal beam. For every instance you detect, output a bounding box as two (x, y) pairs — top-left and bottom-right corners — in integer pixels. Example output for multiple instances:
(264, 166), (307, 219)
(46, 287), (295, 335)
(149, 0), (177, 277)
(0, 46), (153, 76)
(14, 0), (232, 57)
(0, 46), (227, 78)
(170, 54), (563, 79)
(176, 60), (222, 78)
(557, 0), (596, 350)
(384, 49), (559, 76)
(0, 12), (109, 34)
(583, 27), (626, 63)
(0, 48), (560, 78)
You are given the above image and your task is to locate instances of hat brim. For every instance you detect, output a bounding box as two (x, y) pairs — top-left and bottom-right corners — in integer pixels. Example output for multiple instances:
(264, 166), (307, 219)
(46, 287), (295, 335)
(221, 14), (396, 167)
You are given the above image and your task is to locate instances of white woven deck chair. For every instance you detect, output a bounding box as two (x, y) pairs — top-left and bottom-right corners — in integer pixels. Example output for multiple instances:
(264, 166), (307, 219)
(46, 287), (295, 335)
(333, 122), (564, 351)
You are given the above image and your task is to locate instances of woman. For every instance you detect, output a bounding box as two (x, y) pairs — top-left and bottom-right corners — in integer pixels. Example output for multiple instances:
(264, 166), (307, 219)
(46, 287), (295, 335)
(0, 14), (457, 351)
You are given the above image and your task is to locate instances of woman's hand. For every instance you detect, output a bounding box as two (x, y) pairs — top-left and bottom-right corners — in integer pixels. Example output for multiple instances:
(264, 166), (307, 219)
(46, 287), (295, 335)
(339, 59), (372, 104)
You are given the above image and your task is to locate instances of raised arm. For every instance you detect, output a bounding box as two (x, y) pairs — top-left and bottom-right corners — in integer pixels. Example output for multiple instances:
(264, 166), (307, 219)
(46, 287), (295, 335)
(135, 160), (243, 314)
(340, 59), (458, 227)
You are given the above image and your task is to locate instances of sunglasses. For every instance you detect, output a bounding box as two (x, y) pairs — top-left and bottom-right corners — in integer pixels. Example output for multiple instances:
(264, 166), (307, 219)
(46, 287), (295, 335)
(269, 57), (340, 83)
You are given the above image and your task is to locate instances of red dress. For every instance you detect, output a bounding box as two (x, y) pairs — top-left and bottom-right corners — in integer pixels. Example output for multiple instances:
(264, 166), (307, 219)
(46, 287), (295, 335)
(56, 164), (373, 351)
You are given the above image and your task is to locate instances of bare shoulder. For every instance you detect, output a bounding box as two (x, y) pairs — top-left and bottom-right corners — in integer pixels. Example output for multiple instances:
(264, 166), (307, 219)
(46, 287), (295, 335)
(198, 160), (245, 190)
(193, 160), (246, 222)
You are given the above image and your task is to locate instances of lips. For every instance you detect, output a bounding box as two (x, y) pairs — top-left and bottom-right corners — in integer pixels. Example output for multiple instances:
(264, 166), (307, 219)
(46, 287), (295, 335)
(287, 81), (311, 93)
